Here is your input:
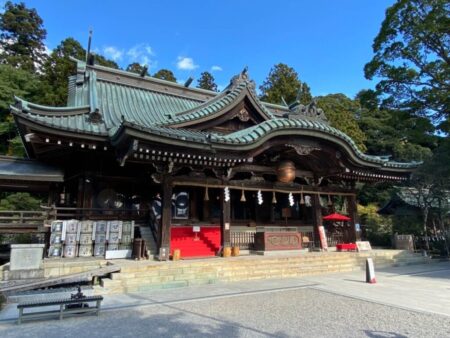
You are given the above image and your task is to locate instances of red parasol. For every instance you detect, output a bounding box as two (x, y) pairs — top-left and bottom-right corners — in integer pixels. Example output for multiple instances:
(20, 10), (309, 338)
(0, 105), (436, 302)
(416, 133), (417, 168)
(323, 213), (351, 221)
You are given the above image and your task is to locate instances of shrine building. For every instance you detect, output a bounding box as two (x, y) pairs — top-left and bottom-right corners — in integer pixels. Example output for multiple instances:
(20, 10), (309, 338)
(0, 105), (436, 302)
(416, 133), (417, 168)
(7, 57), (418, 259)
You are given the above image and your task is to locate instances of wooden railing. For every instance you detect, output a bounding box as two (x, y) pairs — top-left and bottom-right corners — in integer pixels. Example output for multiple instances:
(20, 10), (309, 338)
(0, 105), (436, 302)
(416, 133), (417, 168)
(231, 230), (256, 250)
(0, 210), (48, 233)
(327, 233), (344, 247)
(44, 206), (149, 222)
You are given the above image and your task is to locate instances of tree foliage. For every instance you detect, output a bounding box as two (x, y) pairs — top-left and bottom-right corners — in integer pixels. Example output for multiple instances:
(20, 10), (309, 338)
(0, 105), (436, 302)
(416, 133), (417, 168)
(197, 71), (218, 91)
(260, 63), (312, 105)
(0, 64), (44, 155)
(153, 69), (177, 82)
(40, 38), (85, 106)
(0, 1), (47, 72)
(126, 62), (149, 76)
(40, 38), (119, 106)
(356, 89), (435, 161)
(364, 0), (450, 131)
(316, 94), (368, 152)
(0, 192), (42, 210)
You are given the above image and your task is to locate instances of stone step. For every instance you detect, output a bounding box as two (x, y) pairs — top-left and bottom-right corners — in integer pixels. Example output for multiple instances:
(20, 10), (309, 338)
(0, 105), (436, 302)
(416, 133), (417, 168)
(95, 251), (431, 295)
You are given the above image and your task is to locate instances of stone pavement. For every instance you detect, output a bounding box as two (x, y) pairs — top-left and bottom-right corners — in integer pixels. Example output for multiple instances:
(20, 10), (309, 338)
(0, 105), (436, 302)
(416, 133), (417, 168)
(0, 261), (449, 337)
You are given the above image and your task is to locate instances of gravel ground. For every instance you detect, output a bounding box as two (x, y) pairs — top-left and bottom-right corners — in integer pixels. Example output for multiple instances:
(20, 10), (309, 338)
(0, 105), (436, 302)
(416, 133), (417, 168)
(1, 288), (449, 338)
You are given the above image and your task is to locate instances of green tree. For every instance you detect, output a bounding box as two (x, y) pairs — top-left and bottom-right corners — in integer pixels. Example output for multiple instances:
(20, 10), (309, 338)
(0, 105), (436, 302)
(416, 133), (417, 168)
(126, 62), (149, 76)
(40, 38), (85, 106)
(364, 0), (450, 132)
(196, 71), (218, 91)
(356, 89), (435, 162)
(153, 69), (177, 82)
(0, 1), (47, 72)
(259, 63), (312, 105)
(315, 94), (367, 152)
(94, 53), (119, 69)
(41, 38), (119, 106)
(0, 64), (44, 155)
(0, 192), (42, 210)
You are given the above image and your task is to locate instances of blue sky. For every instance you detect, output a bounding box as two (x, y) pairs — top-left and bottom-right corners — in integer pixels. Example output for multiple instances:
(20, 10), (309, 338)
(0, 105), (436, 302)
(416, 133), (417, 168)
(17, 0), (394, 98)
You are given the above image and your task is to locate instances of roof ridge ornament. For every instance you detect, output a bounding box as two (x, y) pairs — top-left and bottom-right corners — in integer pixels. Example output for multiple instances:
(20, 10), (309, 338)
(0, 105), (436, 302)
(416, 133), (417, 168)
(284, 99), (328, 123)
(229, 66), (255, 89)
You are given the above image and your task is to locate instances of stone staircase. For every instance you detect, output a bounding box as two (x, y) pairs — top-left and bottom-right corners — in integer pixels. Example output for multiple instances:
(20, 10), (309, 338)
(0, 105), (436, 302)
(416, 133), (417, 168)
(138, 224), (158, 258)
(95, 250), (430, 295)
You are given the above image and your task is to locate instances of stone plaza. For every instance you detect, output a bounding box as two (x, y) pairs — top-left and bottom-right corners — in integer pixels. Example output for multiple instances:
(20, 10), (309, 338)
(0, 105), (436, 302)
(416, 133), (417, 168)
(1, 262), (449, 338)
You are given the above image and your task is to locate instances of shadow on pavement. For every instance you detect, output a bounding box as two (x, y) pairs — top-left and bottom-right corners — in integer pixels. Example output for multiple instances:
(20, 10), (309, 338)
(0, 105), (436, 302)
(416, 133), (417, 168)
(363, 330), (408, 338)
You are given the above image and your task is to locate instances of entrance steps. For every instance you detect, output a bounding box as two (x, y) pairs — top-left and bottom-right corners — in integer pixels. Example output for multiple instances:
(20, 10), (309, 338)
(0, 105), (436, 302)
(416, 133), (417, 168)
(137, 224), (157, 258)
(95, 250), (430, 295)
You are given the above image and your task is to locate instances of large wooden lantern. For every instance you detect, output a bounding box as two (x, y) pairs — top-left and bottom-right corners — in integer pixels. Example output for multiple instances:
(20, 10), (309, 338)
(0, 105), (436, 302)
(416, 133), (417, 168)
(276, 160), (296, 183)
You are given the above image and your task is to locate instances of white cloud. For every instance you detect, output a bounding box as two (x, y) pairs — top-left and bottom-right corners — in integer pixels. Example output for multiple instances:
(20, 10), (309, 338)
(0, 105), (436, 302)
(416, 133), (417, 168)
(211, 65), (222, 72)
(177, 56), (198, 70)
(103, 46), (123, 61)
(126, 43), (156, 68)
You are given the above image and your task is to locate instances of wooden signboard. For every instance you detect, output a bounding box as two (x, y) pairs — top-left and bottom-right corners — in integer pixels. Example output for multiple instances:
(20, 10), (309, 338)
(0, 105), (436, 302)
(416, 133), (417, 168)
(318, 225), (328, 251)
(356, 241), (372, 252)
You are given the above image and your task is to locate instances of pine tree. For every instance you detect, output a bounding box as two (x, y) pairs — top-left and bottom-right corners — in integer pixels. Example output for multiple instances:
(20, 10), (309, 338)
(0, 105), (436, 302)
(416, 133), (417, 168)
(196, 71), (218, 91)
(126, 62), (149, 76)
(153, 69), (177, 82)
(0, 1), (47, 72)
(259, 63), (311, 105)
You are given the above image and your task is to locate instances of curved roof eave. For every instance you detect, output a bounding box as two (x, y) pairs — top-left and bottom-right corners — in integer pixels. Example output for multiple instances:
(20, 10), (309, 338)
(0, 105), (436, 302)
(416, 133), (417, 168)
(12, 109), (109, 140)
(208, 120), (419, 171)
(12, 97), (91, 116)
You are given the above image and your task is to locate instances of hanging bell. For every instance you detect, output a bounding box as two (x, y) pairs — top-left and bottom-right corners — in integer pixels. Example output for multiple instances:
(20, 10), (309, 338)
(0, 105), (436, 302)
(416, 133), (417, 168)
(272, 191), (277, 204)
(204, 186), (209, 201)
(240, 189), (246, 202)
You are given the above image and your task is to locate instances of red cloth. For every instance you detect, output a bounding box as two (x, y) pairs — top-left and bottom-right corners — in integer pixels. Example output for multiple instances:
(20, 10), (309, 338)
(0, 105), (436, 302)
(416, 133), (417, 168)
(336, 243), (357, 251)
(323, 213), (351, 221)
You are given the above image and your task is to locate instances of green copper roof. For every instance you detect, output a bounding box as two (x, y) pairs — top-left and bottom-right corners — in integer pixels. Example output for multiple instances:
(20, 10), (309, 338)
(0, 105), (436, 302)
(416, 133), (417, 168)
(161, 71), (274, 127)
(11, 60), (419, 170)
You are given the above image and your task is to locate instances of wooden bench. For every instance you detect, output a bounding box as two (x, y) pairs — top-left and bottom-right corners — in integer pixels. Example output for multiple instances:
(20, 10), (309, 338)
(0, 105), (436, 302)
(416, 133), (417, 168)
(336, 243), (357, 252)
(17, 295), (103, 324)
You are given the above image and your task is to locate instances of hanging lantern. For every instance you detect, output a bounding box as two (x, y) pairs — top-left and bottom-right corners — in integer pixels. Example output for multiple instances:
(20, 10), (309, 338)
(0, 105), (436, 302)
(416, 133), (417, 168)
(272, 191), (277, 204)
(276, 160), (296, 183)
(204, 186), (209, 201)
(328, 194), (333, 206)
(224, 187), (230, 202)
(257, 190), (263, 205)
(240, 189), (246, 202)
(288, 192), (294, 207)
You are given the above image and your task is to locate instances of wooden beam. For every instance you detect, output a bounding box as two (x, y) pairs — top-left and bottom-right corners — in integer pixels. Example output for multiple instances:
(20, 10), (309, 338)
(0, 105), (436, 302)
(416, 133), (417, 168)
(171, 176), (356, 196)
(347, 194), (360, 242)
(220, 186), (231, 248)
(158, 174), (172, 260)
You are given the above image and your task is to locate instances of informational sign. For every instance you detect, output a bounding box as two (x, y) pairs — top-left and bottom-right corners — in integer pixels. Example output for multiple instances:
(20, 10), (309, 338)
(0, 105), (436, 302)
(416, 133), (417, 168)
(318, 225), (328, 251)
(356, 241), (372, 252)
(192, 226), (200, 233)
(355, 223), (361, 232)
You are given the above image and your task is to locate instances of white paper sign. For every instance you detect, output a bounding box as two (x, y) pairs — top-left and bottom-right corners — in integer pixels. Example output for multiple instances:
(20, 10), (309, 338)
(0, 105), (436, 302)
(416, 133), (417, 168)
(193, 226), (200, 232)
(356, 241), (372, 252)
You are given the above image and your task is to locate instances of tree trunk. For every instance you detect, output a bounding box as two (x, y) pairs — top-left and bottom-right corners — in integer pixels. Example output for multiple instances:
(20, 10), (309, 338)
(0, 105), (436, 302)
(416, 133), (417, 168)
(423, 207), (430, 252)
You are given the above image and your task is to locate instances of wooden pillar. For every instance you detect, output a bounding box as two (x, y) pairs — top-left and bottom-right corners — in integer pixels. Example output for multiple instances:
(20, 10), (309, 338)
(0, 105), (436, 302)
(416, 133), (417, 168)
(312, 194), (323, 249)
(347, 194), (360, 242)
(220, 187), (231, 248)
(158, 175), (172, 260)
